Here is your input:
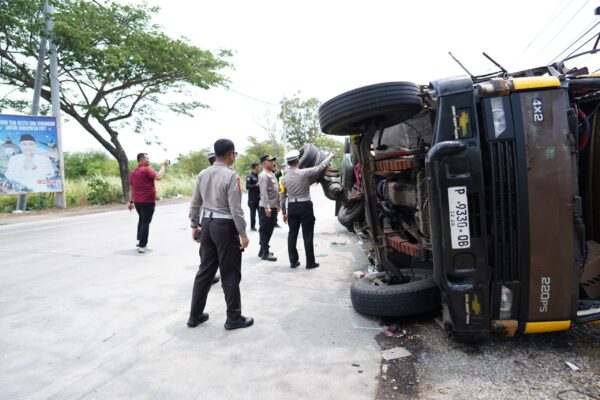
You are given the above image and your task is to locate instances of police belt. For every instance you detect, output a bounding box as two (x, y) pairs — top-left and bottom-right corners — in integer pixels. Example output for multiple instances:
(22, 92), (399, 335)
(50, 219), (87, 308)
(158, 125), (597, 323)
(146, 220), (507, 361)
(203, 210), (233, 219)
(289, 197), (311, 203)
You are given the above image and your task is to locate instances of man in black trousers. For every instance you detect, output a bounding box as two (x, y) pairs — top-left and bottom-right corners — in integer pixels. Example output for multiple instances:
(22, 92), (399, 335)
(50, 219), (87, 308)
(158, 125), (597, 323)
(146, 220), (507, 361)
(245, 162), (260, 231)
(258, 154), (279, 261)
(280, 149), (334, 269)
(187, 139), (253, 330)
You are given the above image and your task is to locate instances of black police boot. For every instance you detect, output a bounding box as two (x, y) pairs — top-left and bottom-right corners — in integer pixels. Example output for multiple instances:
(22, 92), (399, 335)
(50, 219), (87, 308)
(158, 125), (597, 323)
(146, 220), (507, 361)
(290, 261), (300, 268)
(306, 263), (320, 269)
(187, 313), (209, 328)
(224, 315), (254, 330)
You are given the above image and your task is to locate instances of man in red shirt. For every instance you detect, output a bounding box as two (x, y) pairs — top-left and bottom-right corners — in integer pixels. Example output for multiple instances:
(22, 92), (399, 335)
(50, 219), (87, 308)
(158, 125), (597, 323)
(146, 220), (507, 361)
(128, 153), (169, 253)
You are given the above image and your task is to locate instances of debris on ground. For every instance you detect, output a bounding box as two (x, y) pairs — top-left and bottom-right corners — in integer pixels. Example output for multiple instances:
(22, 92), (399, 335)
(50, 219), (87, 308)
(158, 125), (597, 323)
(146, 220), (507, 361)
(316, 253), (328, 257)
(330, 241), (347, 246)
(381, 347), (411, 361)
(383, 324), (407, 338)
(353, 271), (365, 279)
(564, 361), (581, 371)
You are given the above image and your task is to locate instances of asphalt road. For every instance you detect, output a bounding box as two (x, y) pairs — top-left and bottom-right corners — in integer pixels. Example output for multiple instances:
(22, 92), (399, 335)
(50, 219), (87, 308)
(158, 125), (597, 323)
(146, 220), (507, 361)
(3, 187), (600, 400)
(0, 188), (381, 400)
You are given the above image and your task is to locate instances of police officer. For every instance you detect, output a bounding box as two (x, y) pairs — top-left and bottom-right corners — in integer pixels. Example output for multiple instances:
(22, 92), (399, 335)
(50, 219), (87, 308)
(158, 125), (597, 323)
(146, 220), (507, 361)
(207, 151), (216, 166)
(245, 162), (260, 231)
(280, 149), (334, 269)
(187, 139), (253, 330)
(198, 150), (220, 285)
(258, 154), (279, 261)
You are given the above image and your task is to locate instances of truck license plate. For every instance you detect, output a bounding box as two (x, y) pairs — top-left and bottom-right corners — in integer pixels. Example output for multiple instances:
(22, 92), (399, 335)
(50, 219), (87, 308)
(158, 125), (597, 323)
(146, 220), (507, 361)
(448, 186), (470, 249)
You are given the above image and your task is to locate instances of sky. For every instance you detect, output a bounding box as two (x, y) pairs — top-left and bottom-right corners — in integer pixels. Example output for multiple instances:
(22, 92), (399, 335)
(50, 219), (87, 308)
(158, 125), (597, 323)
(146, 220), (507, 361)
(57, 0), (600, 161)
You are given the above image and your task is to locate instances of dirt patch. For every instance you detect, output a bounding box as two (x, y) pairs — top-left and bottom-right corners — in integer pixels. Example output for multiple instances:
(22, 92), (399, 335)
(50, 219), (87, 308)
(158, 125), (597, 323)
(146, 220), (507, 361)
(374, 314), (600, 400)
(0, 196), (191, 226)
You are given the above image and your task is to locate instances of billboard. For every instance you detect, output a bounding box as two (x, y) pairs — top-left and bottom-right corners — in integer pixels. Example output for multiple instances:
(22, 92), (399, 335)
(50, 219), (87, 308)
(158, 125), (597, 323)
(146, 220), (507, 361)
(0, 114), (62, 194)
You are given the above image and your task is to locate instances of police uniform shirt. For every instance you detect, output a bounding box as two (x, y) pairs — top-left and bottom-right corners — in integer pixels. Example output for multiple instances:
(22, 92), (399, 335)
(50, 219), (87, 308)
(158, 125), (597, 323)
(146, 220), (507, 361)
(280, 155), (333, 214)
(258, 170), (279, 209)
(189, 161), (247, 236)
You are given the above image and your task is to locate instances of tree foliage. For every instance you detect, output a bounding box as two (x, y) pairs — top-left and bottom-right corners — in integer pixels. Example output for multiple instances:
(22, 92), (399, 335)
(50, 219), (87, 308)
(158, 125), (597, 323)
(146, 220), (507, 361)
(279, 93), (321, 150)
(235, 136), (283, 181)
(0, 0), (231, 200)
(277, 93), (344, 168)
(173, 148), (211, 177)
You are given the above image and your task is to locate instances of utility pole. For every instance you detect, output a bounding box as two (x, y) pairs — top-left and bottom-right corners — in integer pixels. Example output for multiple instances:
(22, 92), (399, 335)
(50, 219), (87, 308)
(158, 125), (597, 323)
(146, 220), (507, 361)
(47, 1), (66, 208)
(16, 0), (66, 210)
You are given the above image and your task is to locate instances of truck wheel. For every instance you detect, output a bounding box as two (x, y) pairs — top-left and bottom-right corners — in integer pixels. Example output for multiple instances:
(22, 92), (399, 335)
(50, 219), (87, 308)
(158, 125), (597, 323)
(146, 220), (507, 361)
(299, 143), (319, 168)
(319, 82), (423, 136)
(337, 200), (364, 232)
(350, 269), (440, 317)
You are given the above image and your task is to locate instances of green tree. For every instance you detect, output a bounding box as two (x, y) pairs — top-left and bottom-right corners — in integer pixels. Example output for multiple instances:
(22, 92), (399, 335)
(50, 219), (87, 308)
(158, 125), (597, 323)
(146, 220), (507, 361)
(279, 93), (322, 150)
(174, 148), (211, 177)
(63, 150), (119, 179)
(0, 0), (231, 201)
(278, 92), (344, 168)
(235, 136), (283, 182)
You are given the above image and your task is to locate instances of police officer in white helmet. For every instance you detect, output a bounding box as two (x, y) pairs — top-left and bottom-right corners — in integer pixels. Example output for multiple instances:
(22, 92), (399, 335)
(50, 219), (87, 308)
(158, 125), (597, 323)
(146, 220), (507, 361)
(280, 149), (334, 269)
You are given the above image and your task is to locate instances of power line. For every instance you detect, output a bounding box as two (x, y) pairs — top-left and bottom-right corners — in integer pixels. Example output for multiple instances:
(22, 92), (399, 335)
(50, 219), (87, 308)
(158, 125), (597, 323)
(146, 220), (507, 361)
(227, 87), (279, 106)
(559, 27), (600, 63)
(532, 0), (591, 63)
(519, 0), (574, 58)
(550, 18), (600, 62)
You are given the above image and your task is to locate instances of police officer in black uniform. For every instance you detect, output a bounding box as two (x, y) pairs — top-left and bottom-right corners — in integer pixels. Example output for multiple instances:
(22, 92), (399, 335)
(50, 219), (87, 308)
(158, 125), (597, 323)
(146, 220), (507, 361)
(245, 162), (260, 231)
(187, 139), (253, 330)
(280, 149), (334, 269)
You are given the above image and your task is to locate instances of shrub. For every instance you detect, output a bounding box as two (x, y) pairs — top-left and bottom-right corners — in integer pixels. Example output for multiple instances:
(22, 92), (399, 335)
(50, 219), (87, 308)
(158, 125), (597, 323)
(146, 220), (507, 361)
(86, 175), (122, 205)
(64, 151), (120, 179)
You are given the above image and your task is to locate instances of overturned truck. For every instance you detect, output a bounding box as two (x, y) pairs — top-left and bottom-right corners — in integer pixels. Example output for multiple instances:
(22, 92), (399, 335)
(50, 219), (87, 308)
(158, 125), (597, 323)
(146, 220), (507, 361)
(317, 63), (600, 343)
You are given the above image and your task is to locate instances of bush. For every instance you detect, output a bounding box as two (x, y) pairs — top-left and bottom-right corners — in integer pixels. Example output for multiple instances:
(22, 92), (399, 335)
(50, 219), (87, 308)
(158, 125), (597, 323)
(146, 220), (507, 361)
(172, 149), (211, 176)
(86, 175), (122, 205)
(64, 151), (120, 179)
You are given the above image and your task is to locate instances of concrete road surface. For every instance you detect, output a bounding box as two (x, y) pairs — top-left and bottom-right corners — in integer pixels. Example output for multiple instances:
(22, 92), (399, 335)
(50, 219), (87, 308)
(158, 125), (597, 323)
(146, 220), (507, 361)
(0, 188), (381, 400)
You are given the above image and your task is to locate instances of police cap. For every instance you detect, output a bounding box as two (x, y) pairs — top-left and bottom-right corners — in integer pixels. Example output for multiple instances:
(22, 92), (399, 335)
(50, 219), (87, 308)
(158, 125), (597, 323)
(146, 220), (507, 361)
(285, 149), (300, 163)
(260, 154), (276, 163)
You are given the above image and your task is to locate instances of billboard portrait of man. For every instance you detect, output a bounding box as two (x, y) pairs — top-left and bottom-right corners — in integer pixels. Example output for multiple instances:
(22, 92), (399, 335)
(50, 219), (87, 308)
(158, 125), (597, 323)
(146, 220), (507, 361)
(0, 115), (61, 194)
(5, 134), (55, 192)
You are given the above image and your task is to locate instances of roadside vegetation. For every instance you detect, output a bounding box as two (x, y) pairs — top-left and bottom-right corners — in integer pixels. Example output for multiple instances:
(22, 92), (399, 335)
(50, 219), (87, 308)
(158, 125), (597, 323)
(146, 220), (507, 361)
(0, 90), (342, 214)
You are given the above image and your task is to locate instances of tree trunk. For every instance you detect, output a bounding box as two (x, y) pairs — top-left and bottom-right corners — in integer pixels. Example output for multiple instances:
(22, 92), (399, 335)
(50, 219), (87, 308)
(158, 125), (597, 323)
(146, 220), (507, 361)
(115, 149), (130, 202)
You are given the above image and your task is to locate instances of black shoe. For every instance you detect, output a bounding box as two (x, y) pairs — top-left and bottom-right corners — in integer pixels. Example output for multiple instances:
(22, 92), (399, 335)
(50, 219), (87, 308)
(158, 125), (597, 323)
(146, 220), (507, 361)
(251, 227), (257, 231)
(212, 274), (220, 284)
(262, 254), (277, 262)
(274, 223), (281, 228)
(224, 315), (254, 330)
(187, 313), (209, 327)
(290, 261), (300, 268)
(306, 263), (320, 269)
(258, 249), (273, 258)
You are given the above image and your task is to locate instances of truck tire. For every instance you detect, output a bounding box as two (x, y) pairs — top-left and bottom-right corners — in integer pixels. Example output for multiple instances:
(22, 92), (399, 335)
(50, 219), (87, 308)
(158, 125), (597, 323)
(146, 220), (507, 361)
(337, 199), (364, 231)
(350, 269), (440, 317)
(299, 143), (319, 168)
(319, 82), (423, 136)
